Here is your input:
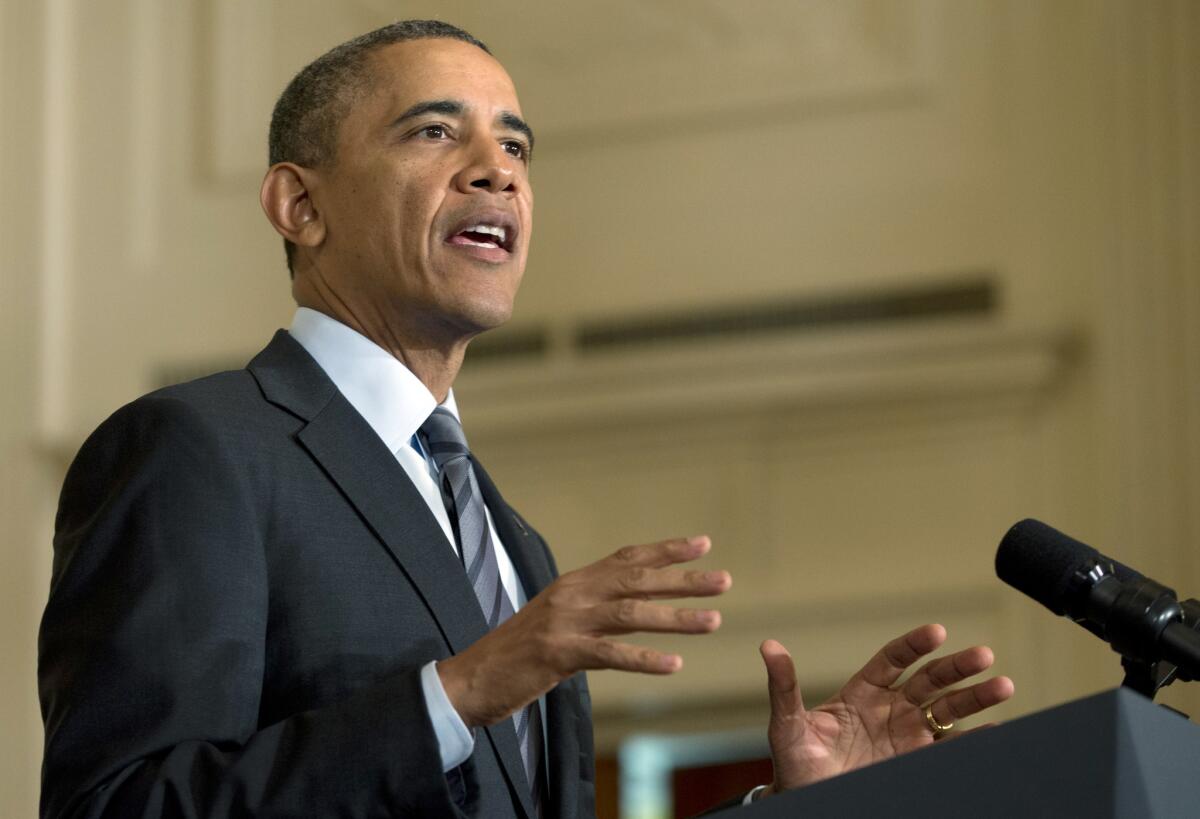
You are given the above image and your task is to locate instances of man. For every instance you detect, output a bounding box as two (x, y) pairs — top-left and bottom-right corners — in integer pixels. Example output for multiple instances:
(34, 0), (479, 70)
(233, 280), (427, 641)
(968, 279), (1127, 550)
(38, 20), (1012, 818)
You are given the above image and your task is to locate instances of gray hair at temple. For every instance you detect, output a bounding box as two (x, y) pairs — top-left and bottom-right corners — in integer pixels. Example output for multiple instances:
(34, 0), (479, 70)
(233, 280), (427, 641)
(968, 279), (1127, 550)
(267, 20), (491, 275)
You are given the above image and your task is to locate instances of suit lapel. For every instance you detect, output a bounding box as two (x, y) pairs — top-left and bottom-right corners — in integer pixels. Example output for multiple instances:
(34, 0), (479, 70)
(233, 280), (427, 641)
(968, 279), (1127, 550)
(249, 332), (537, 819)
(545, 682), (584, 819)
(296, 397), (490, 652)
(300, 398), (540, 819)
(476, 460), (578, 817)
(473, 460), (555, 600)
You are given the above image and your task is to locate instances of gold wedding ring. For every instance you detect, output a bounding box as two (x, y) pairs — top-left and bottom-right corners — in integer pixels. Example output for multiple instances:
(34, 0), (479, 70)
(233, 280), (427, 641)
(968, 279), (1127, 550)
(924, 702), (954, 736)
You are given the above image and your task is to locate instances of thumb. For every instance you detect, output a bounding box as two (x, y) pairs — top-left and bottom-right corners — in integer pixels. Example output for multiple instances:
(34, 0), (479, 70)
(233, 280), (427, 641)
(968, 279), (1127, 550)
(760, 639), (804, 720)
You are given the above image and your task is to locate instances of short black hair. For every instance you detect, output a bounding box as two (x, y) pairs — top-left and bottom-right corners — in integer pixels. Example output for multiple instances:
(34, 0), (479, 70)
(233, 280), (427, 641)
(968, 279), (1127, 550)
(268, 20), (491, 275)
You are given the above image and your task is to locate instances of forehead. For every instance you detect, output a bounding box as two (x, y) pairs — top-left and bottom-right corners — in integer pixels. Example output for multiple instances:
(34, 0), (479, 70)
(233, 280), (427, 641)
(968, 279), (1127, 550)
(365, 38), (522, 115)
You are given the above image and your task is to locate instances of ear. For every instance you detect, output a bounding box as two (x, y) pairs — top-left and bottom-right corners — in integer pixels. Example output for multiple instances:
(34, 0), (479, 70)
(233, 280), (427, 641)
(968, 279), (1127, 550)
(260, 162), (325, 250)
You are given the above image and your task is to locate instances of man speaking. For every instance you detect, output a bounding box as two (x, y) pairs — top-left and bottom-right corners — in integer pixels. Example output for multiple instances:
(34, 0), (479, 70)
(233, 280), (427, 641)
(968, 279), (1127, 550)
(38, 20), (1013, 818)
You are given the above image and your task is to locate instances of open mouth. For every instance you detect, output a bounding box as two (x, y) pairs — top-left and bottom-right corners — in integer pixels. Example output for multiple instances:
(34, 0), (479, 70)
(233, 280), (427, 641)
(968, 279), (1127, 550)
(445, 209), (518, 257)
(449, 223), (513, 251)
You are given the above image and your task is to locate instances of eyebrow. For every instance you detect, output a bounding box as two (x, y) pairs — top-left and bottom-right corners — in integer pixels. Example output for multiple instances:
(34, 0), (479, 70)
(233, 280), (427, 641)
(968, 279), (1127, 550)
(499, 112), (535, 152)
(391, 99), (536, 152)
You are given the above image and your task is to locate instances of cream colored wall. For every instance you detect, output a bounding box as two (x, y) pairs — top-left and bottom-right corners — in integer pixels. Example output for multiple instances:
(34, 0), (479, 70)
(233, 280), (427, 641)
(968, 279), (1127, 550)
(2, 4), (55, 814)
(2, 1), (1197, 816)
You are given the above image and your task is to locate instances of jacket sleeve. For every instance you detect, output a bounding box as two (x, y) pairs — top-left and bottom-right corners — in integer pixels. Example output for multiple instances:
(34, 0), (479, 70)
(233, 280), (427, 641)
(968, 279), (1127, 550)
(38, 395), (462, 818)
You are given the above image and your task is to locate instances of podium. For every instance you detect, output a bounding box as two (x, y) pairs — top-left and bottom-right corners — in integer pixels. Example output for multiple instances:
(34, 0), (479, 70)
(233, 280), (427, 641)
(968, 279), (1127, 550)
(716, 688), (1200, 818)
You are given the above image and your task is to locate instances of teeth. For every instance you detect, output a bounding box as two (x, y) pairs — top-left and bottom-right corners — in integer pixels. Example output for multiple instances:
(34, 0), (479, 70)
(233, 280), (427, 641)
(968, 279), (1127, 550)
(465, 223), (507, 244)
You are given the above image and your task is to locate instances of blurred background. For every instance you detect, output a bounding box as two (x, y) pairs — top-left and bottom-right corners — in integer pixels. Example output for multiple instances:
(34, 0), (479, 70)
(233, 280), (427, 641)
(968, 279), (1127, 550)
(2, 0), (1197, 816)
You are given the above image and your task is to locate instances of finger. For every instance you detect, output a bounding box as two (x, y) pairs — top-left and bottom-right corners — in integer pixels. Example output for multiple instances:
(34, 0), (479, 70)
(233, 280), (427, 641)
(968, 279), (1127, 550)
(761, 639), (805, 719)
(607, 535), (712, 570)
(857, 624), (947, 689)
(902, 646), (995, 706)
(604, 565), (731, 601)
(931, 676), (1015, 725)
(594, 599), (722, 635)
(936, 721), (1002, 743)
(574, 637), (683, 674)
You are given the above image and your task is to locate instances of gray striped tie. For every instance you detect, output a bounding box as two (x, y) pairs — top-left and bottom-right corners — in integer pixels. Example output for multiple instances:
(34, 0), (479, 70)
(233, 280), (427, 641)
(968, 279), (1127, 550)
(420, 407), (544, 812)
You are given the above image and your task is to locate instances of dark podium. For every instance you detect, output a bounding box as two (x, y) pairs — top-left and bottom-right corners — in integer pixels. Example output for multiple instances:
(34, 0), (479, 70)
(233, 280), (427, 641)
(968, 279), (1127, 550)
(715, 688), (1200, 818)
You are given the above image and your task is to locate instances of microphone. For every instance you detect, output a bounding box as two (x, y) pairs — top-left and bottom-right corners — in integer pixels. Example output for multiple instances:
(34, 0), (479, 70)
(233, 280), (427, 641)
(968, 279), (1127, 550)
(996, 519), (1200, 685)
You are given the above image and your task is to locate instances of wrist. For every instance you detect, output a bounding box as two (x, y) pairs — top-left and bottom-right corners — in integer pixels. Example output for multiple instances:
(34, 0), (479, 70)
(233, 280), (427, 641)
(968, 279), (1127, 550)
(436, 654), (483, 729)
(421, 662), (475, 769)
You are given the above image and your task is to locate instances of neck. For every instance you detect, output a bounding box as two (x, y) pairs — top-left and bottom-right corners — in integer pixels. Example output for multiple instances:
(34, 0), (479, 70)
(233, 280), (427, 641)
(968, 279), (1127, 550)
(294, 276), (467, 403)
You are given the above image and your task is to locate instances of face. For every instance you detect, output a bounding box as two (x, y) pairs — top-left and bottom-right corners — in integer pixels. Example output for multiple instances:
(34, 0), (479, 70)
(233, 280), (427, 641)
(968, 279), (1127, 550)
(306, 38), (533, 345)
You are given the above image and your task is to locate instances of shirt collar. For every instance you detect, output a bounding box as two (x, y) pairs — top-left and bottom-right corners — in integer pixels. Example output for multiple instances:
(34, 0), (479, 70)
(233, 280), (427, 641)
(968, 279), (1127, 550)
(288, 307), (460, 453)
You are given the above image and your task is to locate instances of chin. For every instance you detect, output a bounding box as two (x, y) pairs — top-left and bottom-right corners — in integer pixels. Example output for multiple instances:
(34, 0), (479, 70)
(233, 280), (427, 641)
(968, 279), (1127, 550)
(467, 306), (515, 335)
(452, 296), (516, 338)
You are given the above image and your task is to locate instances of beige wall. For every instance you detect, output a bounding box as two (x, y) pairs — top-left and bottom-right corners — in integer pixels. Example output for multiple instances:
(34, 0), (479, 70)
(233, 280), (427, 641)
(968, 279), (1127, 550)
(3, 1), (1198, 815)
(2, 3), (51, 813)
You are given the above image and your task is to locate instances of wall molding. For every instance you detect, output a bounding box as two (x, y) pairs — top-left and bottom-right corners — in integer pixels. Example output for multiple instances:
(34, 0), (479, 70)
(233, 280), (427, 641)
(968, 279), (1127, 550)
(457, 321), (1080, 439)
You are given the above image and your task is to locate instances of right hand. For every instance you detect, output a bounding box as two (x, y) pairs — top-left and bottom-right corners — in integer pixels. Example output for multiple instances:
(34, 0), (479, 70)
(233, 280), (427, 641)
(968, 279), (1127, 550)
(437, 535), (730, 728)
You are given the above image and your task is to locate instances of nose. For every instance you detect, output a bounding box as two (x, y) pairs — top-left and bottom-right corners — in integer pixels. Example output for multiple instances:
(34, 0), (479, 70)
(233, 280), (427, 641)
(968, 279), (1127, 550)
(452, 137), (520, 197)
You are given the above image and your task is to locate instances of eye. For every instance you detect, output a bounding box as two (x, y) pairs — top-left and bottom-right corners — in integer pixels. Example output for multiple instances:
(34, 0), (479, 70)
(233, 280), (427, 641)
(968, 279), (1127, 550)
(502, 140), (529, 161)
(417, 124), (449, 140)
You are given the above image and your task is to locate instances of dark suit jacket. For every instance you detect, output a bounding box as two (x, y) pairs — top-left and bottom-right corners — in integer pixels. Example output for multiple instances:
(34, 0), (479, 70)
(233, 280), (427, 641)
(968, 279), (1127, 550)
(38, 330), (595, 818)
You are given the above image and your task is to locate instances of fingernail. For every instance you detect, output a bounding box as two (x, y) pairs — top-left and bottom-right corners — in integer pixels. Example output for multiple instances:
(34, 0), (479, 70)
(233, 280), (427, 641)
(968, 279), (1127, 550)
(706, 570), (727, 584)
(688, 535), (710, 549)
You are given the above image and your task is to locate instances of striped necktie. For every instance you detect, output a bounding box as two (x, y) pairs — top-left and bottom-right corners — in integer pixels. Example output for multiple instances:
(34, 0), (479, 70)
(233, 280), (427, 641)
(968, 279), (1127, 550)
(419, 407), (544, 812)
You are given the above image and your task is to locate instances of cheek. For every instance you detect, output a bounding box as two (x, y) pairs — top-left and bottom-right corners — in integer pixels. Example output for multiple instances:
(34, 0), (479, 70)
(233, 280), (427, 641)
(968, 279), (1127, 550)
(518, 192), (534, 247)
(396, 177), (440, 239)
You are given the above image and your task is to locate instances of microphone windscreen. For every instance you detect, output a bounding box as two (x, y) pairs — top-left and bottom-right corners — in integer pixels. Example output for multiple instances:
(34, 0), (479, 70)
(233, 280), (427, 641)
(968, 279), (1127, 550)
(995, 519), (1142, 615)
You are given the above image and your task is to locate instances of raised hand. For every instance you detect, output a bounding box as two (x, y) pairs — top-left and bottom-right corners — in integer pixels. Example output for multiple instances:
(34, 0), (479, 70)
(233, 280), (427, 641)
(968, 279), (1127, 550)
(438, 535), (731, 728)
(758, 624), (1014, 797)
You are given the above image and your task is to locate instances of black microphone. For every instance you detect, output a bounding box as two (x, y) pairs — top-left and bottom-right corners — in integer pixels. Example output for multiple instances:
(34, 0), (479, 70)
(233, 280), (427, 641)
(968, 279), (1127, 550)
(996, 519), (1200, 682)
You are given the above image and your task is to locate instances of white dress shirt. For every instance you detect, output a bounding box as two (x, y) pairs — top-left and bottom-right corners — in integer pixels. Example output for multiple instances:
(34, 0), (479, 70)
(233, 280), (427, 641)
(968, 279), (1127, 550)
(289, 307), (527, 772)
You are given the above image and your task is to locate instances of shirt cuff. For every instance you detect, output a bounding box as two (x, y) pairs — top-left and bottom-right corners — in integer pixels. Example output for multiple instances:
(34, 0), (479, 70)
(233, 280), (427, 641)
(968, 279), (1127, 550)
(420, 660), (475, 770)
(743, 784), (769, 805)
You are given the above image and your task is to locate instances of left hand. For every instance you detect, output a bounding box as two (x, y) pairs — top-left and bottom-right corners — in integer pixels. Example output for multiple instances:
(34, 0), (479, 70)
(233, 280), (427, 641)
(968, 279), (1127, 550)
(757, 624), (1014, 798)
